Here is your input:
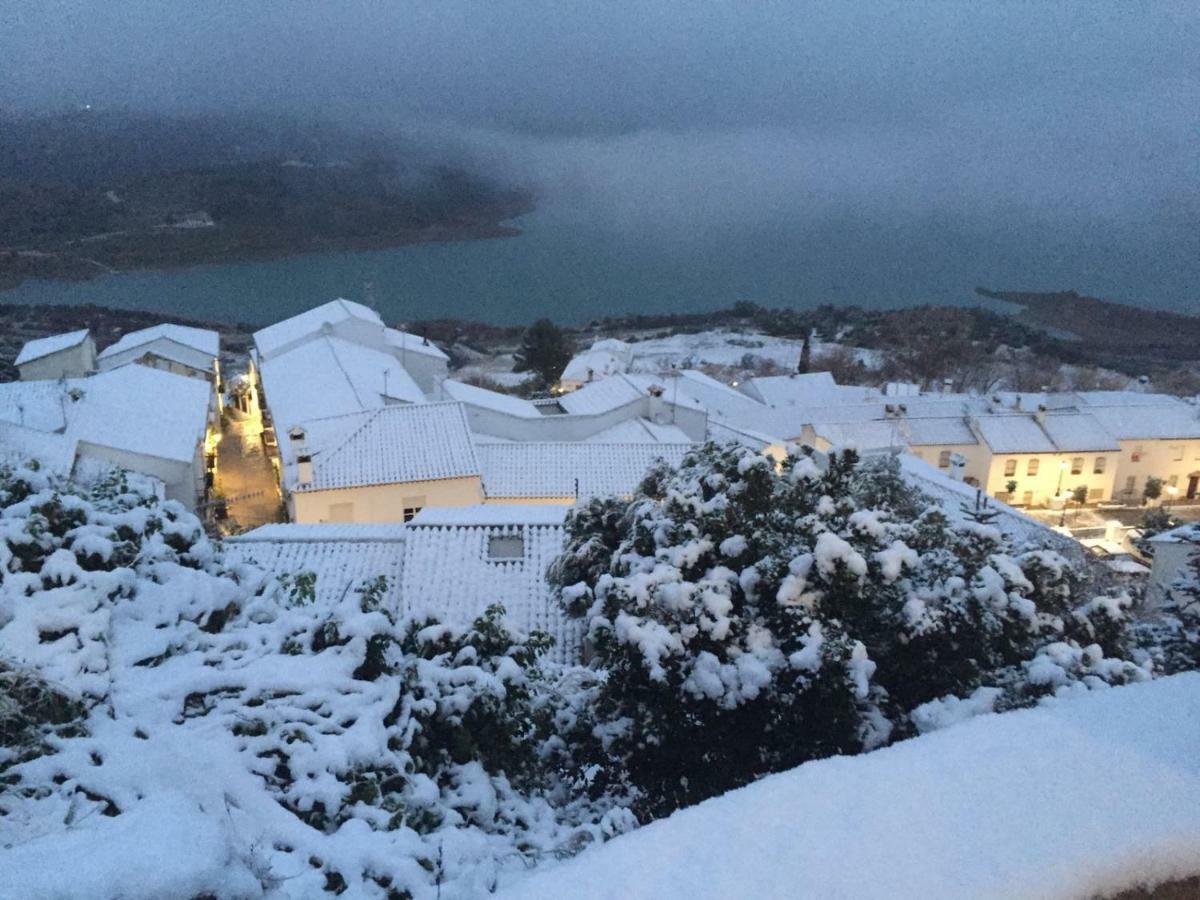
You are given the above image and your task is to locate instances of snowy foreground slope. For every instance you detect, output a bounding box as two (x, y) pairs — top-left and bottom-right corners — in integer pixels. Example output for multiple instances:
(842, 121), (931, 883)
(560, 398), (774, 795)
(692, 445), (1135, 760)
(500, 674), (1200, 900)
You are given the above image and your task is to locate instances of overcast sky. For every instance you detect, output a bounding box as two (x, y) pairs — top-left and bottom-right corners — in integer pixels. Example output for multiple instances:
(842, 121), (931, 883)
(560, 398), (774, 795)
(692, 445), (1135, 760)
(2, 2), (1197, 308)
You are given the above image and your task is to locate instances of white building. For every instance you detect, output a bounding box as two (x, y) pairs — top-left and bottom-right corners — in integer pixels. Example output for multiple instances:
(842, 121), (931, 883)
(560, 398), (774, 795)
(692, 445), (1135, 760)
(97, 324), (220, 385)
(226, 504), (582, 663)
(0, 365), (213, 508)
(15, 329), (97, 381)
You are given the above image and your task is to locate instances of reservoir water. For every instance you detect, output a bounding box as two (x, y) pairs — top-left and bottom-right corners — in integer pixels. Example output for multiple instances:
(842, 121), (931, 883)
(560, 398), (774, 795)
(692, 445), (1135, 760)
(0, 209), (1193, 326)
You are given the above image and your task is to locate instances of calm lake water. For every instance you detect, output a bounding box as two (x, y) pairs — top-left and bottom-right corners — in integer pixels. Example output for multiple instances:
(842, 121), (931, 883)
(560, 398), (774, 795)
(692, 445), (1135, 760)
(1, 210), (1192, 326)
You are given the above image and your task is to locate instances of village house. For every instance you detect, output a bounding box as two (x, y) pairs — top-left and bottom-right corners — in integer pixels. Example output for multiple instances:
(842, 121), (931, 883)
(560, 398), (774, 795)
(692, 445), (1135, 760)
(558, 338), (634, 391)
(15, 329), (97, 381)
(0, 364), (213, 509)
(96, 323), (221, 385)
(225, 504), (582, 663)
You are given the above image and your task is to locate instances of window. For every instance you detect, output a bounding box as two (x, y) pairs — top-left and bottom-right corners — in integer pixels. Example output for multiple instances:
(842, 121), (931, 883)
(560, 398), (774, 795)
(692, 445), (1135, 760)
(1172, 445), (1185, 462)
(1093, 456), (1106, 475)
(938, 450), (951, 469)
(1022, 491), (1034, 507)
(402, 495), (427, 523)
(1071, 457), (1083, 475)
(1125, 475), (1136, 495)
(1131, 445), (1144, 463)
(487, 534), (525, 561)
(1168, 475), (1179, 488)
(328, 502), (354, 523)
(1088, 488), (1103, 501)
(1004, 459), (1017, 477)
(1027, 458), (1040, 476)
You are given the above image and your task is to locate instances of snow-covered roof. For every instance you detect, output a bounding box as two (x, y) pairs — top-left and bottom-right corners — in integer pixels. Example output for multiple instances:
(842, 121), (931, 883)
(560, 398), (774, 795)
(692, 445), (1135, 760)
(409, 505), (569, 527)
(66, 366), (212, 463)
(560, 349), (628, 384)
(384, 327), (450, 362)
(556, 375), (645, 415)
(1147, 523), (1200, 545)
(226, 525), (407, 609)
(1087, 405), (1200, 442)
(97, 324), (219, 361)
(971, 415), (1055, 454)
(585, 418), (694, 443)
(499, 673), (1200, 900)
(298, 402), (480, 491)
(901, 417), (978, 446)
(0, 366), (209, 465)
(253, 298), (382, 359)
(404, 507), (580, 663)
(259, 334), (425, 434)
(1038, 412), (1122, 452)
(741, 372), (879, 407)
(0, 421), (77, 474)
(229, 507), (582, 663)
(441, 380), (541, 417)
(14, 329), (90, 366)
(478, 442), (691, 499)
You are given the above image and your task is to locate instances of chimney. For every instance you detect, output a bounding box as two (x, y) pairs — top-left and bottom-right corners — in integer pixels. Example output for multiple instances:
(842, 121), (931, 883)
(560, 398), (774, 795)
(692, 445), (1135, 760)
(1035, 404), (1047, 426)
(289, 426), (306, 444)
(296, 453), (314, 487)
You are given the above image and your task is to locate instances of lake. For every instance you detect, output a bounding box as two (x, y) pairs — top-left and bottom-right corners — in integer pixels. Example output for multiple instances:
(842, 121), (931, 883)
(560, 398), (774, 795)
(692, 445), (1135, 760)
(1, 209), (1192, 326)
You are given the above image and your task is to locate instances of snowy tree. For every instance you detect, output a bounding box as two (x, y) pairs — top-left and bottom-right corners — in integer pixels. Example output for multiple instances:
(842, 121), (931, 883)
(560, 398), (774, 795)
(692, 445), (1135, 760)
(550, 443), (1150, 817)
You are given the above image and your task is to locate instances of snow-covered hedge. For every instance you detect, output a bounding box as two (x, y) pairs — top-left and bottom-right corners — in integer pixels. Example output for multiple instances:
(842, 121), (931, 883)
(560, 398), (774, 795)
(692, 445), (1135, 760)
(0, 463), (613, 899)
(549, 444), (1153, 818)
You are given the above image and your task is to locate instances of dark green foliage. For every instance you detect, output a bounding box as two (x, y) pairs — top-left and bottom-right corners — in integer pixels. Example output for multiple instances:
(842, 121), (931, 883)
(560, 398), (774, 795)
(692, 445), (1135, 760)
(513, 318), (574, 388)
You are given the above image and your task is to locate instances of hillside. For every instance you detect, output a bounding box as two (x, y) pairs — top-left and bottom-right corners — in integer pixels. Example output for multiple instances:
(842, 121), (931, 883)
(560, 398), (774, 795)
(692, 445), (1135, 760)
(0, 111), (533, 289)
(976, 287), (1200, 367)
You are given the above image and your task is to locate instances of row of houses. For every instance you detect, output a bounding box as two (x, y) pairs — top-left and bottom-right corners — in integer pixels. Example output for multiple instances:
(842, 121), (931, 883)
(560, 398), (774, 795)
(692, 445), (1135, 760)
(3, 323), (222, 509)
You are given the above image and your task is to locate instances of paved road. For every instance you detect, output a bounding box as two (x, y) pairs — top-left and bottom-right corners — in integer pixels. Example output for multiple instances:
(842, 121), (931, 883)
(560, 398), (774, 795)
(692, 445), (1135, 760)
(216, 415), (283, 533)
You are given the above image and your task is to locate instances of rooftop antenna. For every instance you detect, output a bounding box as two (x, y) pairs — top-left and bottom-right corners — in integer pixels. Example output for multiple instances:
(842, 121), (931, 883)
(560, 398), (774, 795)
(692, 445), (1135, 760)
(383, 368), (389, 400)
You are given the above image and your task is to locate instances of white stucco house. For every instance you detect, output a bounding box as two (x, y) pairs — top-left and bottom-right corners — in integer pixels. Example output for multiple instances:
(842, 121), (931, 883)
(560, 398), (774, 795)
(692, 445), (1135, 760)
(97, 324), (221, 384)
(15, 329), (97, 381)
(0, 365), (212, 509)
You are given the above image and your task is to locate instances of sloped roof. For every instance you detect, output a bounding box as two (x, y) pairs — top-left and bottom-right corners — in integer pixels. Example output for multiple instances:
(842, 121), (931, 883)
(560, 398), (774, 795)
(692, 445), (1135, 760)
(0, 366), (209, 464)
(228, 508), (582, 663)
(441, 379), (541, 417)
(301, 402), (480, 491)
(971, 415), (1056, 454)
(253, 298), (382, 358)
(477, 441), (691, 498)
(557, 375), (646, 415)
(0, 421), (77, 474)
(14, 329), (90, 366)
(1088, 405), (1200, 441)
(384, 327), (450, 362)
(1147, 523), (1200, 545)
(743, 372), (883, 408)
(97, 324), (219, 360)
(586, 418), (694, 443)
(404, 507), (581, 663)
(226, 525), (407, 608)
(901, 417), (978, 446)
(259, 335), (425, 431)
(1038, 412), (1121, 452)
(561, 349), (628, 384)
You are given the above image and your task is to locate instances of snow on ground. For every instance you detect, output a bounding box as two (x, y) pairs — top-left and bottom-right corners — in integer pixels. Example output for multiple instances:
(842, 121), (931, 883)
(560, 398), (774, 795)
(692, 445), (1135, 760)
(620, 330), (880, 373)
(498, 673), (1200, 900)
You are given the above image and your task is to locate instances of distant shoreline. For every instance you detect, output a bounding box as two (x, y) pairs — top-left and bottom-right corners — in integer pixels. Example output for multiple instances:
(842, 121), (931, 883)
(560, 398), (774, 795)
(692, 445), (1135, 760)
(0, 219), (526, 294)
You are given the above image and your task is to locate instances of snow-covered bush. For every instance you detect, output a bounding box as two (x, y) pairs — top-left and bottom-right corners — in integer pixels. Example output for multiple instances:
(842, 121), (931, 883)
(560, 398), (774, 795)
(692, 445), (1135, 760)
(0, 463), (607, 898)
(549, 443), (1151, 817)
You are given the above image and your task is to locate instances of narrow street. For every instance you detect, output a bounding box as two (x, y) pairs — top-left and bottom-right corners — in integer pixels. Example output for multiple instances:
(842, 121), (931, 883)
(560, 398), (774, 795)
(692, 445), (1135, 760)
(215, 412), (283, 533)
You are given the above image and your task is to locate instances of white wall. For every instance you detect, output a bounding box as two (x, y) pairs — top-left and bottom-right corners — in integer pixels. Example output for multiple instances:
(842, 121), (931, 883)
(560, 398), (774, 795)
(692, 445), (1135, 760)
(98, 339), (215, 381)
(984, 451), (1116, 506)
(289, 475), (485, 523)
(75, 440), (201, 510)
(18, 339), (96, 381)
(1110, 439), (1200, 503)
